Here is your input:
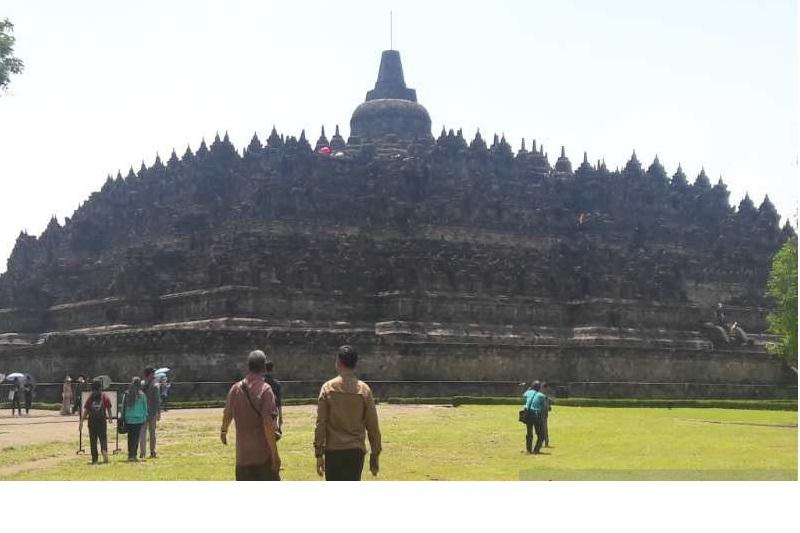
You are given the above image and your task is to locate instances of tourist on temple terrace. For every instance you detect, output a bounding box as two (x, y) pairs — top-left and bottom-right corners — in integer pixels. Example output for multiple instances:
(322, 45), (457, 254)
(122, 377), (148, 462)
(220, 350), (281, 481)
(314, 345), (382, 481)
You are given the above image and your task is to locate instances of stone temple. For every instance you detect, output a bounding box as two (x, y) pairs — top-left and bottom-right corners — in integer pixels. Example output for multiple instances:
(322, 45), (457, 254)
(0, 50), (796, 400)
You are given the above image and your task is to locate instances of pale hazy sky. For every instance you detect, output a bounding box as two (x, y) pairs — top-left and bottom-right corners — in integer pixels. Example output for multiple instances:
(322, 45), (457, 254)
(0, 0), (797, 273)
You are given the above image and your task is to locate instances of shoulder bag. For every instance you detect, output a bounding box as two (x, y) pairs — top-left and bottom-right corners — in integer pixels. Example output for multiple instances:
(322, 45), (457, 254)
(117, 393), (128, 434)
(240, 380), (282, 442)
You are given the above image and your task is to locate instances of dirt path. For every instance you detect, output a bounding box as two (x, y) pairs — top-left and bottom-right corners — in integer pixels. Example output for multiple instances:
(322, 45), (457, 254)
(0, 411), (83, 448)
(0, 455), (72, 478)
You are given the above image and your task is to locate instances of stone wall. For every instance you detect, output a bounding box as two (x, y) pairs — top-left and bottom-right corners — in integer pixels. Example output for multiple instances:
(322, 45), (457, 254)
(1, 324), (793, 399)
(9, 379), (796, 405)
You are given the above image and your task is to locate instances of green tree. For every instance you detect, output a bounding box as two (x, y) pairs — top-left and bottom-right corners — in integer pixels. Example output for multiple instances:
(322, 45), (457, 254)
(767, 237), (798, 364)
(1, 18), (24, 92)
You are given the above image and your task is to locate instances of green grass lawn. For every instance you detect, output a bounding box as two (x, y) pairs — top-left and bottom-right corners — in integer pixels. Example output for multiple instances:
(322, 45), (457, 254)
(1, 405), (796, 480)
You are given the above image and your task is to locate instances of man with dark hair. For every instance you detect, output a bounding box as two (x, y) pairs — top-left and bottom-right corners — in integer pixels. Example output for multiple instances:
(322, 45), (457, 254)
(314, 345), (381, 481)
(221, 350), (281, 481)
(263, 360), (282, 430)
(139, 365), (161, 459)
(522, 380), (546, 454)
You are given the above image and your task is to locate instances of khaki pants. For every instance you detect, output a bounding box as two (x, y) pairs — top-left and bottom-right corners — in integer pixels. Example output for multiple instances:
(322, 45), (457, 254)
(139, 416), (157, 457)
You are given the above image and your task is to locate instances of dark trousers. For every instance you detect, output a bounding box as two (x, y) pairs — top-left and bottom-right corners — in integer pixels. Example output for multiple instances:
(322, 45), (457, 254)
(126, 423), (143, 459)
(235, 461), (280, 481)
(11, 393), (21, 415)
(24, 391), (32, 413)
(325, 449), (365, 481)
(88, 419), (108, 463)
(542, 415), (550, 447)
(525, 412), (544, 454)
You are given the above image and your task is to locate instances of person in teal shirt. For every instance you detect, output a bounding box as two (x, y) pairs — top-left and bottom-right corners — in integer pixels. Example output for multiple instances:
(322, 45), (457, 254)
(522, 380), (545, 454)
(122, 377), (148, 461)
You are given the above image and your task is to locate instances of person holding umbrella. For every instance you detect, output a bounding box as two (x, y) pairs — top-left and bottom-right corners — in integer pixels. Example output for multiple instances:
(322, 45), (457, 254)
(154, 368), (170, 412)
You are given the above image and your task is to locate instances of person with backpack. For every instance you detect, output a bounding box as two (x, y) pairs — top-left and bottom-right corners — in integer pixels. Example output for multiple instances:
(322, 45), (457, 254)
(80, 380), (113, 464)
(122, 377), (148, 462)
(522, 380), (546, 454)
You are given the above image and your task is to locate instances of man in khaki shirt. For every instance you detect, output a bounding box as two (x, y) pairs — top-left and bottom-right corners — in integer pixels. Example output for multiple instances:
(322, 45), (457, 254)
(314, 345), (381, 481)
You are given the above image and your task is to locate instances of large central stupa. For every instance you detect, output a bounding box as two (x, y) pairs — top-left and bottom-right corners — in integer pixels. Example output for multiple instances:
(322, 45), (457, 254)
(350, 49), (432, 142)
(0, 50), (795, 402)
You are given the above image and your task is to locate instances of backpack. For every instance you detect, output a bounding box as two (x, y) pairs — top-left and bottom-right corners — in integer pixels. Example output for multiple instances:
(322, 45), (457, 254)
(88, 394), (105, 422)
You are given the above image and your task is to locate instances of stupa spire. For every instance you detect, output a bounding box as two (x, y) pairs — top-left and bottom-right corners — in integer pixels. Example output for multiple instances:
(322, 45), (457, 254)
(366, 49), (417, 101)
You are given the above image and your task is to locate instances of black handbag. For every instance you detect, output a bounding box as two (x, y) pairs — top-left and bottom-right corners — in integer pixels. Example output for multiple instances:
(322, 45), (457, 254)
(518, 409), (528, 424)
(117, 394), (128, 434)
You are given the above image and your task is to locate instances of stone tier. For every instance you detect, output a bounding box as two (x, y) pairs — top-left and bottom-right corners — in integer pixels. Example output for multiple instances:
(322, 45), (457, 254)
(0, 287), (772, 336)
(1, 318), (792, 397)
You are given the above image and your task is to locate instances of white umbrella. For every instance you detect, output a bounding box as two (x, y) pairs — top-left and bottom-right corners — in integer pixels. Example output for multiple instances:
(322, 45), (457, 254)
(155, 367), (170, 375)
(4, 372), (24, 381)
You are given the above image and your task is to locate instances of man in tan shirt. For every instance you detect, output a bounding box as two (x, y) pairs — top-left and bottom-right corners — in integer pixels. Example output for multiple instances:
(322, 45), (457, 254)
(314, 345), (381, 481)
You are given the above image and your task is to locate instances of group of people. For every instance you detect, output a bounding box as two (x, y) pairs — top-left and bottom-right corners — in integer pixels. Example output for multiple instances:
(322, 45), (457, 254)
(63, 373), (172, 417)
(76, 366), (163, 464)
(521, 380), (552, 455)
(39, 348), (553, 478)
(7, 375), (35, 416)
(220, 345), (382, 481)
(120, 367), (162, 462)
